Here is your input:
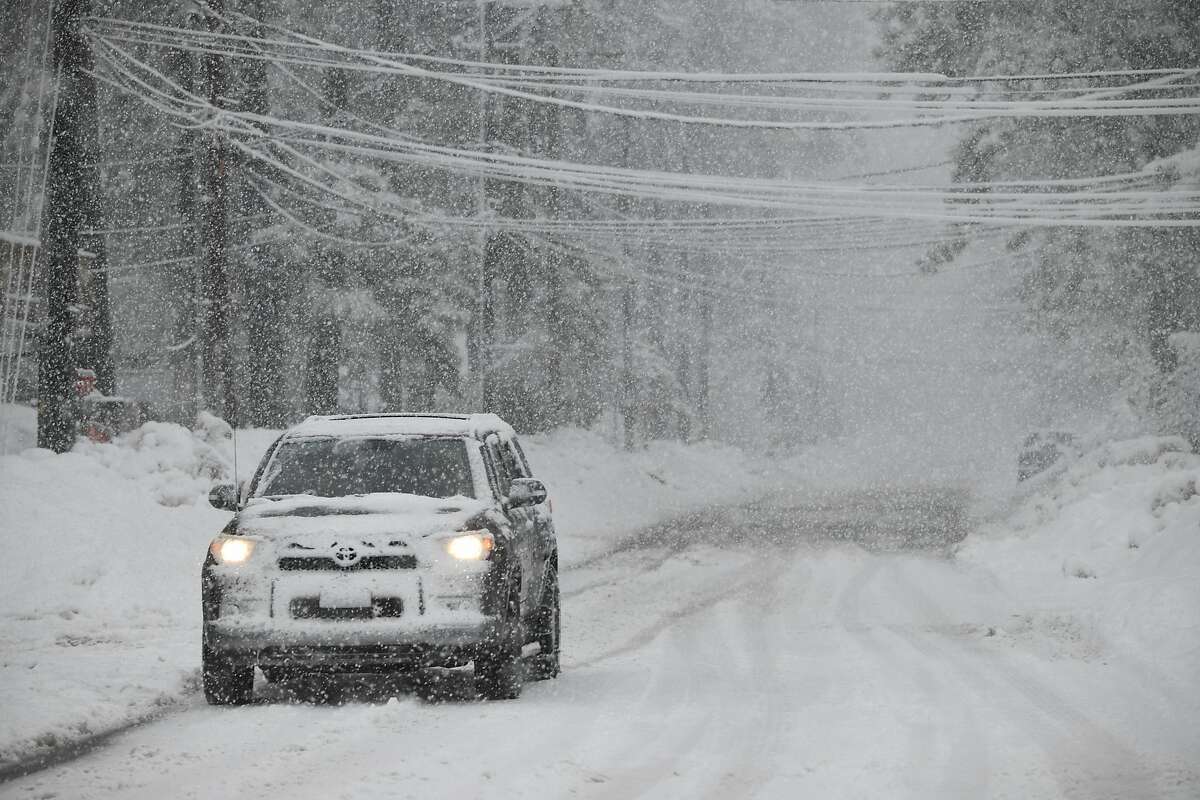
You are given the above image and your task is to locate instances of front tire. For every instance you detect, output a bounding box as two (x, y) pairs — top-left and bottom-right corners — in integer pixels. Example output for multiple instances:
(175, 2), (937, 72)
(527, 563), (560, 680)
(476, 584), (523, 700)
(202, 647), (253, 705)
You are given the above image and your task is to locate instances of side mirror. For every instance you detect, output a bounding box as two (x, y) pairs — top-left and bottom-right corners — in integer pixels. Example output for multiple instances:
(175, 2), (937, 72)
(508, 477), (547, 508)
(208, 483), (239, 511)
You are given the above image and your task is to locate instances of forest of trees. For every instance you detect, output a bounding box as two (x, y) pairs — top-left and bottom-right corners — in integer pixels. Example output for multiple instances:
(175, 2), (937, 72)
(1, 0), (1195, 451)
(873, 1), (1200, 444)
(3, 0), (850, 450)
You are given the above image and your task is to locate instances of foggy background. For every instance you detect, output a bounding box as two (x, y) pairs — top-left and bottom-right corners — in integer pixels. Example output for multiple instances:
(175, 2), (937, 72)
(2, 1), (1196, 492)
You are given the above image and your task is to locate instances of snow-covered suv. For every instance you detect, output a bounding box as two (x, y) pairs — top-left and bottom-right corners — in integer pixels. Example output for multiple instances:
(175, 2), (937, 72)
(201, 413), (559, 704)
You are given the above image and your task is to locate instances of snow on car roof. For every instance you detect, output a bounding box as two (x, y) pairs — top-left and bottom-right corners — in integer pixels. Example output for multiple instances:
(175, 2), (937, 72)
(284, 413), (515, 440)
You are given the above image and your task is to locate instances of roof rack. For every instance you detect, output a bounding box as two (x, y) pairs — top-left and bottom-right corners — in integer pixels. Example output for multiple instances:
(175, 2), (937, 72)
(305, 412), (471, 422)
(293, 412), (513, 439)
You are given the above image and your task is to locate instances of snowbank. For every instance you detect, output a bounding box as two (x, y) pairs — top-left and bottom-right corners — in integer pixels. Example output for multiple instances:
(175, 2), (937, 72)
(960, 435), (1200, 680)
(0, 412), (766, 769)
(0, 419), (234, 769)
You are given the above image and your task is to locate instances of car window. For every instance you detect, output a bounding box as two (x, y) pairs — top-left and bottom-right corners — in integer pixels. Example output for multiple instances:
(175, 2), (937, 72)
(510, 438), (533, 476)
(486, 438), (513, 498)
(255, 436), (475, 499)
(500, 439), (529, 479)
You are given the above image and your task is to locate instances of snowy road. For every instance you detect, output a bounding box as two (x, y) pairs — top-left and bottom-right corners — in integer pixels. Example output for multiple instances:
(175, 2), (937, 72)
(3, 490), (1197, 800)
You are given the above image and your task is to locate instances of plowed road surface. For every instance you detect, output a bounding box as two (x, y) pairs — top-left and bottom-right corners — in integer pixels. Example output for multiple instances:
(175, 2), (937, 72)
(3, 489), (1197, 799)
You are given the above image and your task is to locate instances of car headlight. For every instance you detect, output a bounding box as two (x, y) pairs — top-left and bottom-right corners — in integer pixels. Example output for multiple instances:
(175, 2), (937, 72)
(209, 536), (256, 565)
(444, 531), (494, 561)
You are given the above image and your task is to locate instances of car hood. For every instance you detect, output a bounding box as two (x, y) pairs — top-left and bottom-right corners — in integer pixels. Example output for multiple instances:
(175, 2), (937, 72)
(234, 493), (494, 544)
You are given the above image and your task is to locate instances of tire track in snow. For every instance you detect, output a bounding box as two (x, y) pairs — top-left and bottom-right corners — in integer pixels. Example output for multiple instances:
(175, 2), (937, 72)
(560, 547), (796, 799)
(694, 555), (803, 800)
(833, 553), (979, 800)
(878, 624), (992, 800)
(582, 621), (721, 800)
(568, 549), (792, 672)
(0, 698), (192, 783)
(562, 539), (689, 601)
(862, 560), (991, 799)
(889, 560), (1164, 800)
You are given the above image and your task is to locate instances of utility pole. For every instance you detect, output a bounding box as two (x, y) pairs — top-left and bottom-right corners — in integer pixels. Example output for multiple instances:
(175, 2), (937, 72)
(37, 0), (92, 453)
(201, 0), (238, 425)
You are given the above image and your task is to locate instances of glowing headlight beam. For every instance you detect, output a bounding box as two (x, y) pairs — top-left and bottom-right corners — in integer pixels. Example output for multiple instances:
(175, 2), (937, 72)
(445, 532), (494, 561)
(211, 537), (256, 564)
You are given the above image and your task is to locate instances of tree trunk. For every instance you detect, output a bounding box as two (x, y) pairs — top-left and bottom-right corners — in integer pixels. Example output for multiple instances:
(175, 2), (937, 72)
(617, 119), (637, 449)
(304, 314), (340, 415)
(37, 0), (91, 453)
(466, 0), (495, 409)
(538, 11), (567, 427)
(171, 27), (203, 421)
(696, 272), (712, 440)
(620, 280), (636, 449)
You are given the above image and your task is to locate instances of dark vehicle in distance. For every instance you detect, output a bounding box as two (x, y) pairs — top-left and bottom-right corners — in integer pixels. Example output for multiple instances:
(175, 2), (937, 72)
(1018, 430), (1079, 482)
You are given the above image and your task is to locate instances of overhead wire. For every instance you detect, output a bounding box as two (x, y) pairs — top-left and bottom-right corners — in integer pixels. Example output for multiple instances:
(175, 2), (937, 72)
(54, 11), (1198, 324)
(88, 35), (1200, 241)
(83, 16), (1200, 131)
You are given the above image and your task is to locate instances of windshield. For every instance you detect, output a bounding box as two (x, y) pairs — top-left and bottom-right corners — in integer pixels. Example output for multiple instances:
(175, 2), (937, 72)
(254, 436), (474, 499)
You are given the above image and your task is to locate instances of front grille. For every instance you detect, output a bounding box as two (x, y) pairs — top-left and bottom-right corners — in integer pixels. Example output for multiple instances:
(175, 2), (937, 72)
(290, 597), (404, 620)
(278, 555), (417, 571)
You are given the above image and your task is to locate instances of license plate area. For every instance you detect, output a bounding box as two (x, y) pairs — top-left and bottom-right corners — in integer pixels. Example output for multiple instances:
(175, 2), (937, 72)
(291, 596), (404, 620)
(319, 584), (372, 609)
(274, 572), (419, 621)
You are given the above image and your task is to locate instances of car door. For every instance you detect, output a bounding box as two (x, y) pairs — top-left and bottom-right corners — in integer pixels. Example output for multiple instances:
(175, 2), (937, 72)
(510, 436), (553, 577)
(485, 436), (537, 609)
(502, 436), (552, 605)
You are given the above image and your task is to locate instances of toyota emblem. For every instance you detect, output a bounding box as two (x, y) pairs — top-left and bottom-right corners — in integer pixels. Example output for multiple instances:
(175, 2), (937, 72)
(332, 544), (360, 567)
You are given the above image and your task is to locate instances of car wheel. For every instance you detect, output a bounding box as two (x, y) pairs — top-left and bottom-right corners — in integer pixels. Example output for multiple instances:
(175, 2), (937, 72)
(476, 584), (523, 700)
(527, 563), (560, 680)
(202, 646), (254, 705)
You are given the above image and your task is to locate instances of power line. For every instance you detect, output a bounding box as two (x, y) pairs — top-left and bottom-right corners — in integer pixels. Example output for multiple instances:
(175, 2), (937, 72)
(83, 16), (1200, 132)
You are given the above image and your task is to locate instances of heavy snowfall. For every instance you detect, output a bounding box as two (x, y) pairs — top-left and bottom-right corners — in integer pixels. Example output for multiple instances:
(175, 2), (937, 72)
(1, 1), (1198, 798)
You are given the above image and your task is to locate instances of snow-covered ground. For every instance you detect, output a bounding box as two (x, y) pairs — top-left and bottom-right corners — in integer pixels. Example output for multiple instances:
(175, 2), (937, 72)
(0, 407), (770, 770)
(959, 435), (1200, 685)
(1, 407), (1198, 797)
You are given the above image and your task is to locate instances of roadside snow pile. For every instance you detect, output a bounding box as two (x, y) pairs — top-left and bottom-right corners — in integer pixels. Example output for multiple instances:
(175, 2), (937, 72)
(0, 416), (237, 769)
(0, 415), (767, 770)
(961, 435), (1200, 677)
(74, 415), (233, 507)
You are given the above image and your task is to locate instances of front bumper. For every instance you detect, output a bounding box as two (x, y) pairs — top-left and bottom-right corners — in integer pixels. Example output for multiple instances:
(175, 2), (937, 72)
(205, 616), (502, 670)
(203, 560), (501, 670)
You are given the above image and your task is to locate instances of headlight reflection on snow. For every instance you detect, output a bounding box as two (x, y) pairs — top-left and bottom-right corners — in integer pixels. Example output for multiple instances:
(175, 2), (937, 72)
(210, 537), (256, 564)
